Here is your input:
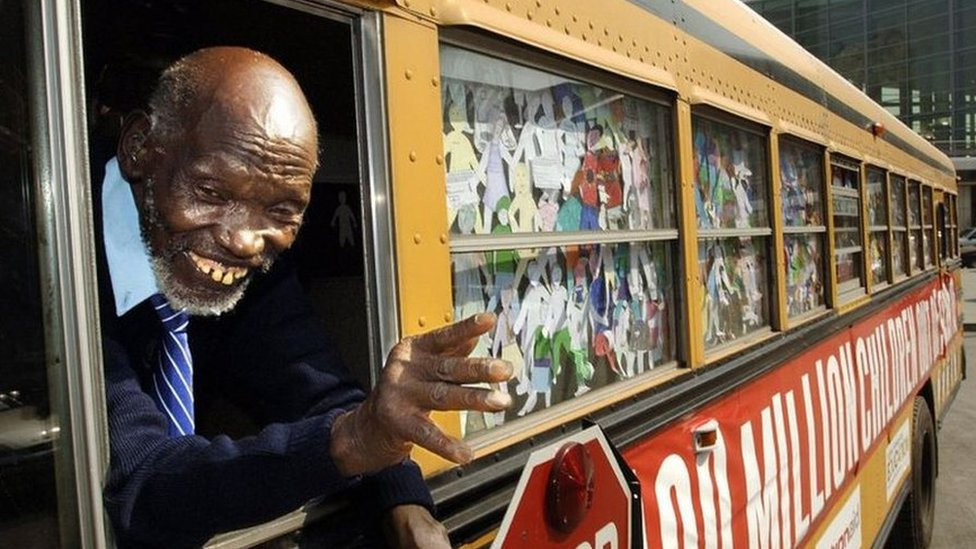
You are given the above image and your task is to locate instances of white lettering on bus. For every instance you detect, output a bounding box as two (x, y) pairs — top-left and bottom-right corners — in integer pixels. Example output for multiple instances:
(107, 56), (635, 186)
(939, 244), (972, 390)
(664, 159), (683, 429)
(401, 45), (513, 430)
(741, 409), (781, 549)
(655, 454), (698, 549)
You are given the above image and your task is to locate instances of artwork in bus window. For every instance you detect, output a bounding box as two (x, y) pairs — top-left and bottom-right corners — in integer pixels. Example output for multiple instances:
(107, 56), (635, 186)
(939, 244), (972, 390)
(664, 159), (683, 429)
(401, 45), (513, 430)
(698, 237), (768, 349)
(867, 171), (887, 227)
(452, 242), (675, 436)
(779, 141), (823, 227)
(922, 188), (933, 225)
(870, 233), (888, 286)
(909, 230), (923, 269)
(835, 250), (863, 287)
(440, 45), (675, 236)
(693, 119), (768, 229)
(923, 229), (934, 266)
(891, 178), (907, 226)
(893, 232), (908, 276)
(908, 184), (921, 226)
(831, 165), (859, 189)
(784, 234), (824, 317)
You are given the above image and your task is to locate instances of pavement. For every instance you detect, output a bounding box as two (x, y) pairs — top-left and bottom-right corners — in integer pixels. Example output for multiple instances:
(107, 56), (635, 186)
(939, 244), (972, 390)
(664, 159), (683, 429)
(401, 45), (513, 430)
(930, 267), (976, 548)
(963, 267), (976, 331)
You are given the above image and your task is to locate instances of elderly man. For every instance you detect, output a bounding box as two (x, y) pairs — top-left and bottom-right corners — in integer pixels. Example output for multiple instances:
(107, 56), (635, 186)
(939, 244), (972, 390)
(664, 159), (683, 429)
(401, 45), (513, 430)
(99, 46), (511, 547)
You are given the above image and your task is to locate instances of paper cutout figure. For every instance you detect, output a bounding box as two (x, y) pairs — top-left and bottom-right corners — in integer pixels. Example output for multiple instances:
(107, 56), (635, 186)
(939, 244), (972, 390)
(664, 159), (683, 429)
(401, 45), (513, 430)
(444, 103), (482, 232)
(476, 111), (516, 233)
(330, 191), (357, 248)
(508, 163), (537, 234)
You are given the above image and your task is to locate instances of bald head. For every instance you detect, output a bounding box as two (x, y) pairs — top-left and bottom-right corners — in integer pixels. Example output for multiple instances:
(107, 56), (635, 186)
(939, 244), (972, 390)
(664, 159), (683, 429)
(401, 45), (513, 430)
(118, 47), (319, 316)
(148, 47), (318, 163)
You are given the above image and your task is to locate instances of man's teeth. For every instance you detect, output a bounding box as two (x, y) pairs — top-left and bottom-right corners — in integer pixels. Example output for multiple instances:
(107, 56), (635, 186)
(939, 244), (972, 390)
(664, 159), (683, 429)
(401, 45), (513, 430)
(188, 252), (249, 285)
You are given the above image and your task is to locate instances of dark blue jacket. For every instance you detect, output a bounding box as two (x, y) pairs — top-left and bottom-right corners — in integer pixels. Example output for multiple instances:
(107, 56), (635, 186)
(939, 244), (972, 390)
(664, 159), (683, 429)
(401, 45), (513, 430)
(96, 195), (431, 548)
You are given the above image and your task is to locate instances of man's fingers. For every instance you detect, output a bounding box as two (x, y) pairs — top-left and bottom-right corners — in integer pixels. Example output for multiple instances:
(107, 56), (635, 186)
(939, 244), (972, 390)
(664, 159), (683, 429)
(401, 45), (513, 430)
(412, 354), (514, 384)
(413, 313), (495, 353)
(398, 413), (475, 464)
(405, 380), (512, 412)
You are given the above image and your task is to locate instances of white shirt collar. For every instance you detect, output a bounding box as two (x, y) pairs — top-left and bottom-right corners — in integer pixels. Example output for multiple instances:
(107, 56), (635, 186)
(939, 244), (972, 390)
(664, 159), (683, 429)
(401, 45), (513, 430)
(102, 157), (160, 316)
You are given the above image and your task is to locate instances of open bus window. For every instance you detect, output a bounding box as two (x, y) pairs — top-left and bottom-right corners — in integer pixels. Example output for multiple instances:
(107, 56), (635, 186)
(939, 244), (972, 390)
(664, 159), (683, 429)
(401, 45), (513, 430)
(890, 175), (909, 278)
(439, 44), (678, 437)
(779, 137), (827, 319)
(830, 157), (864, 299)
(908, 181), (924, 271)
(438, 45), (676, 236)
(866, 167), (890, 288)
(82, 0), (378, 440)
(693, 114), (771, 349)
(0, 1), (69, 545)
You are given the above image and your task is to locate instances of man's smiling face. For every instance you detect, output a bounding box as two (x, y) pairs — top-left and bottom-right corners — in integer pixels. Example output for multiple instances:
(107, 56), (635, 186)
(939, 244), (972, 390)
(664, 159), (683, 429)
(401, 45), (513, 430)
(122, 49), (318, 315)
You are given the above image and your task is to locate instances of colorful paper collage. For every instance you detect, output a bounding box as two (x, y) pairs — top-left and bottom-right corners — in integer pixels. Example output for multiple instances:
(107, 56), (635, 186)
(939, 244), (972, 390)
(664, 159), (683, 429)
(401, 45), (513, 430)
(891, 177), (907, 227)
(866, 170), (887, 227)
(835, 250), (863, 286)
(698, 237), (769, 349)
(451, 242), (675, 437)
(779, 140), (824, 227)
(693, 118), (768, 229)
(784, 234), (825, 317)
(869, 232), (888, 286)
(439, 45), (675, 236)
(908, 184), (922, 226)
(892, 231), (908, 276)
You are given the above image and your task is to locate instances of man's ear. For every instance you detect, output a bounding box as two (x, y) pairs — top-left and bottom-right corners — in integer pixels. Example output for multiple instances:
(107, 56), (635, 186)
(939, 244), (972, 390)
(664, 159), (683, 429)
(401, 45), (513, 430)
(117, 111), (153, 182)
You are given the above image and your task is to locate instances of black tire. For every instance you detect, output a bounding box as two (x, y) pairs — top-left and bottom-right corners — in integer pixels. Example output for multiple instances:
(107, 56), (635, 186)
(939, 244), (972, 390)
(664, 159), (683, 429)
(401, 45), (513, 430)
(890, 397), (937, 548)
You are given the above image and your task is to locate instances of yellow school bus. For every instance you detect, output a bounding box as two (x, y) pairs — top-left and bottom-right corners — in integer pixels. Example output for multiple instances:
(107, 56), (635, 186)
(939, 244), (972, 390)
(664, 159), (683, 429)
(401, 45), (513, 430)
(2, 0), (963, 547)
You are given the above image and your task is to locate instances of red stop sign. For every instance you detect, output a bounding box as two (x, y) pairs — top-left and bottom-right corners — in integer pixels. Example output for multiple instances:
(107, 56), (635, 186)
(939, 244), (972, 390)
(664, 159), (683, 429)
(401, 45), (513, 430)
(492, 426), (636, 548)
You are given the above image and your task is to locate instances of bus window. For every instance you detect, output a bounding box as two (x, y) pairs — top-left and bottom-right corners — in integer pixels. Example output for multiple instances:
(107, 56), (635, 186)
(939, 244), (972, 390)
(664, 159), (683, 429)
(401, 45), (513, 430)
(866, 167), (890, 288)
(439, 44), (678, 436)
(779, 137), (827, 319)
(922, 185), (935, 267)
(694, 114), (771, 349)
(908, 181), (924, 271)
(0, 0), (76, 544)
(890, 175), (909, 278)
(830, 156), (864, 300)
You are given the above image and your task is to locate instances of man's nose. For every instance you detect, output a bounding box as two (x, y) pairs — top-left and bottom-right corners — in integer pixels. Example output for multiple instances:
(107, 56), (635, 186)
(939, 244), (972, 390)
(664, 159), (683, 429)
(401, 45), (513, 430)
(221, 227), (266, 259)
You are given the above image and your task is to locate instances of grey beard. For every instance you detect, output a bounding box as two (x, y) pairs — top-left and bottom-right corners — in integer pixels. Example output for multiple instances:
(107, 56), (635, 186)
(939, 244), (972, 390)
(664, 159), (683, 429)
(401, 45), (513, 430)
(139, 176), (253, 317)
(149, 252), (251, 316)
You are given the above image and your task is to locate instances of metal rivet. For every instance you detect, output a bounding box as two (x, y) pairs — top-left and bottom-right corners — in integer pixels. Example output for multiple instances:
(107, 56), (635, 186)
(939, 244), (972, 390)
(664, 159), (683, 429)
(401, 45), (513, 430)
(554, 6), (560, 14)
(430, 6), (437, 16)
(444, 312), (453, 322)
(405, 69), (413, 80)
(418, 316), (427, 327)
(431, 77), (439, 87)
(604, 27), (609, 36)
(440, 233), (448, 244)
(409, 151), (417, 161)
(588, 20), (594, 29)
(565, 26), (570, 34)
(572, 15), (578, 22)
(546, 19), (552, 26)
(435, 155), (444, 165)
(536, 0), (542, 6)
(404, 0), (411, 6)
(527, 10), (533, 19)
(506, 2), (512, 10)
(413, 233), (422, 244)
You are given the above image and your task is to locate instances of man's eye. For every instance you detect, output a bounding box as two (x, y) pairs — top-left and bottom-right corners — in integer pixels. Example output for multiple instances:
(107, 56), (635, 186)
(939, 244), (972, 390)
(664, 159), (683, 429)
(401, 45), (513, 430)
(196, 185), (225, 202)
(269, 205), (302, 222)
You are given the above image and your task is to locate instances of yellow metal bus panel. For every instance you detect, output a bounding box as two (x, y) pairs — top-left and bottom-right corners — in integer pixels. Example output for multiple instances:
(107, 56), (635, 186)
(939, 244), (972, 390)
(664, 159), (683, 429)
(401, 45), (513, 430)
(382, 13), (460, 474)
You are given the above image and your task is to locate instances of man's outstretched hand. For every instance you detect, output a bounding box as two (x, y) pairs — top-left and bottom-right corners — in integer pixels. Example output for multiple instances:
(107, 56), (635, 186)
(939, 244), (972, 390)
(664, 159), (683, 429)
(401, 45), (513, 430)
(330, 313), (514, 477)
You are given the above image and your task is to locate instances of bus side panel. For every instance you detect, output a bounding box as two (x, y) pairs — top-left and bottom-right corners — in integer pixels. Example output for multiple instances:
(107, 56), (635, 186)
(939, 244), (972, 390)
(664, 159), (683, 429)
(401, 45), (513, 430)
(622, 274), (959, 548)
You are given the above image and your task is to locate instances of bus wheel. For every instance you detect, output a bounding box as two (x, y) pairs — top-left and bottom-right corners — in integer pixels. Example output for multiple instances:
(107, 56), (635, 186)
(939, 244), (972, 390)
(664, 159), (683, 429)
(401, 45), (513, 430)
(891, 396), (937, 548)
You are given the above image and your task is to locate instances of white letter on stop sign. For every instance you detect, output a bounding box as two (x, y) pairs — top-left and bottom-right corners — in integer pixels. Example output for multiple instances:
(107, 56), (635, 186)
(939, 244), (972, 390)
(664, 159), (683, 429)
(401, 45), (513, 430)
(575, 522), (619, 549)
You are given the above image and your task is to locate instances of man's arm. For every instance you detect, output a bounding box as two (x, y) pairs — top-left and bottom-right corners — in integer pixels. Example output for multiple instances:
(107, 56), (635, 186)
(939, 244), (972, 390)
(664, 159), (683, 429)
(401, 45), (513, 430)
(102, 335), (361, 548)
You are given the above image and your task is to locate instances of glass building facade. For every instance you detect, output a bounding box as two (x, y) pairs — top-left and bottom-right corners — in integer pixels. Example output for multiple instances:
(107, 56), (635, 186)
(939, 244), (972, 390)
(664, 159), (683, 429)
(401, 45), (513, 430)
(746, 0), (976, 227)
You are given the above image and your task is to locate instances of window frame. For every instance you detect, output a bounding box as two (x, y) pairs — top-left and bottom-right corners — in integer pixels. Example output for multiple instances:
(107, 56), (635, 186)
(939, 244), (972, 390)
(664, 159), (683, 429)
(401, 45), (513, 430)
(778, 134), (829, 324)
(438, 31), (684, 441)
(866, 165), (891, 290)
(908, 179), (925, 273)
(889, 174), (910, 281)
(829, 154), (867, 302)
(692, 107), (776, 353)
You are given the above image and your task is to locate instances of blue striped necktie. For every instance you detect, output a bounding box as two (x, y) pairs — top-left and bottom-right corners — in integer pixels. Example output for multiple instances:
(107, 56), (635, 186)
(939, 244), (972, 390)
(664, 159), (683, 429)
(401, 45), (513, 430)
(148, 293), (194, 437)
